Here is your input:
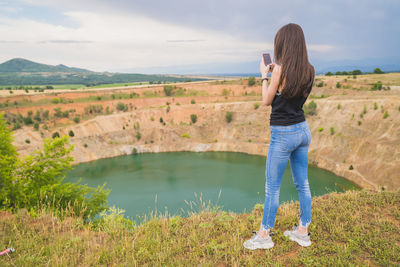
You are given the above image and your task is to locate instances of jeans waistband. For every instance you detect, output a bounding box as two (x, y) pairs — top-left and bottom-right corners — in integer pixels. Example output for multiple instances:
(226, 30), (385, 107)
(270, 121), (308, 131)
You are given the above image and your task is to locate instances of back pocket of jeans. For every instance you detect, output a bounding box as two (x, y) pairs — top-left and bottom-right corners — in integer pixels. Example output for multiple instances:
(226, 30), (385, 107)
(277, 132), (299, 152)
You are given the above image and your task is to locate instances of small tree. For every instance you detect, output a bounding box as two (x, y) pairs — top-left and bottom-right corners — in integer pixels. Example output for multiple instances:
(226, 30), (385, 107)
(325, 72), (333, 76)
(73, 115), (80, 123)
(373, 68), (384, 74)
(116, 102), (128, 111)
(68, 130), (75, 137)
(52, 132), (60, 138)
(190, 114), (197, 124)
(225, 112), (233, 123)
(248, 76), (256, 86)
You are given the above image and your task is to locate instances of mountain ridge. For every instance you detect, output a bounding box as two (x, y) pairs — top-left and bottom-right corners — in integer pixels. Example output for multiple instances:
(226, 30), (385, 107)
(0, 58), (91, 73)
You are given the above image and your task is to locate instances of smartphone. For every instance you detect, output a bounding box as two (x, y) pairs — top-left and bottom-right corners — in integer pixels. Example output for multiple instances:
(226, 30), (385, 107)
(263, 53), (272, 66)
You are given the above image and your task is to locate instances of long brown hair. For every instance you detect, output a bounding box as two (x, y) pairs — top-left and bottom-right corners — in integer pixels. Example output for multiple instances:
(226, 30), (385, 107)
(274, 23), (315, 99)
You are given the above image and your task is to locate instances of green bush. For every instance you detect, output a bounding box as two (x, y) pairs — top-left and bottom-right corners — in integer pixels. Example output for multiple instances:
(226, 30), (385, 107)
(371, 81), (382, 90)
(0, 114), (109, 221)
(191, 99), (196, 104)
(34, 122), (39, 130)
(303, 100), (317, 116)
(316, 81), (324, 87)
(336, 82), (341, 88)
(68, 130), (75, 137)
(248, 76), (256, 86)
(182, 133), (190, 138)
(330, 127), (335, 135)
(373, 68), (384, 74)
(84, 104), (103, 114)
(52, 132), (60, 138)
(190, 114), (197, 124)
(116, 102), (128, 112)
(73, 115), (80, 123)
(325, 72), (333, 76)
(374, 102), (378, 110)
(254, 103), (260, 110)
(136, 131), (141, 140)
(163, 85), (176, 96)
(318, 127), (324, 132)
(337, 104), (341, 110)
(225, 112), (233, 123)
(383, 111), (389, 119)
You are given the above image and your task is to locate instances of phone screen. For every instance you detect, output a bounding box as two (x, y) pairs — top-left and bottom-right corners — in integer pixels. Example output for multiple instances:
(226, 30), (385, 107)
(263, 53), (272, 66)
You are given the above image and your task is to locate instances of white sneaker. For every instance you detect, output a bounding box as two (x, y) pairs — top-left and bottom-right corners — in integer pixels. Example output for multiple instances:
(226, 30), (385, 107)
(243, 231), (274, 250)
(284, 225), (312, 247)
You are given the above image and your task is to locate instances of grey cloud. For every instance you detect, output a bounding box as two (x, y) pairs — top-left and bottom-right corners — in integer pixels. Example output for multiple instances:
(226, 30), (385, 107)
(34, 0), (400, 61)
(38, 40), (94, 44)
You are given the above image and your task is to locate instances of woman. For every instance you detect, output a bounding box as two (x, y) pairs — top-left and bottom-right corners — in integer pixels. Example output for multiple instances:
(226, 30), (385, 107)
(244, 23), (315, 250)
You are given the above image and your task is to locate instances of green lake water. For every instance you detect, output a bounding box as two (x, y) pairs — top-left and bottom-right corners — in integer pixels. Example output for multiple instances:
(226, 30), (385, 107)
(65, 152), (359, 221)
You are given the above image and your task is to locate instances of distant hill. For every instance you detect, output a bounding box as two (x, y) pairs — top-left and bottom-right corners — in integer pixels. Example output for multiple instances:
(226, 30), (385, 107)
(0, 58), (205, 86)
(0, 58), (91, 73)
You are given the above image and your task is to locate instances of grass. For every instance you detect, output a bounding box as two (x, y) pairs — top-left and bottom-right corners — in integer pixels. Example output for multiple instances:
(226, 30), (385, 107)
(0, 189), (399, 266)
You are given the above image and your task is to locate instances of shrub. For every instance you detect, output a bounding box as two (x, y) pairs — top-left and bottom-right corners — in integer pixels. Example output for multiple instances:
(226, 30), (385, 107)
(330, 127), (335, 135)
(150, 116), (155, 121)
(191, 99), (196, 104)
(25, 138), (30, 144)
(34, 122), (39, 130)
(190, 114), (197, 124)
(337, 104), (341, 110)
(383, 111), (389, 119)
(325, 72), (333, 76)
(349, 165), (354, 170)
(163, 85), (175, 96)
(225, 112), (233, 123)
(248, 76), (256, 86)
(373, 68), (384, 74)
(132, 147), (137, 155)
(0, 114), (109, 221)
(316, 81), (324, 87)
(166, 105), (170, 113)
(159, 117), (164, 123)
(222, 88), (230, 96)
(182, 133), (190, 138)
(116, 102), (128, 112)
(73, 115), (80, 123)
(303, 100), (317, 116)
(336, 82), (341, 88)
(84, 104), (103, 115)
(136, 131), (141, 140)
(68, 130), (75, 137)
(374, 102), (378, 110)
(23, 116), (33, 125)
(318, 127), (324, 132)
(84, 143), (88, 148)
(12, 122), (21, 130)
(358, 120), (362, 126)
(254, 103), (260, 110)
(52, 132), (60, 138)
(371, 81), (382, 90)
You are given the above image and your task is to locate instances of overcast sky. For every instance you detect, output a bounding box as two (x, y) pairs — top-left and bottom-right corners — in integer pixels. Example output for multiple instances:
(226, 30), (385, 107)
(0, 0), (399, 74)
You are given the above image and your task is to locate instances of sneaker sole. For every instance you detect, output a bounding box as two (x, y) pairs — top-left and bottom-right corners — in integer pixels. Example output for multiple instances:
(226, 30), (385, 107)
(243, 241), (274, 250)
(284, 231), (312, 247)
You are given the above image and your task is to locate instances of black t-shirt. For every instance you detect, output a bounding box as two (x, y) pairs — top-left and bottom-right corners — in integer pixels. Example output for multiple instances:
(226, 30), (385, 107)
(270, 86), (312, 126)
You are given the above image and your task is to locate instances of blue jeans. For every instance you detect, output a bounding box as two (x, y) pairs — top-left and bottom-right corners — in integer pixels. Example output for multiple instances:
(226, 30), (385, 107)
(261, 120), (312, 230)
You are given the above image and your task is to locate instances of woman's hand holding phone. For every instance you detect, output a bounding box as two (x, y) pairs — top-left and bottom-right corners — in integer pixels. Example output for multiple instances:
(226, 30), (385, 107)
(260, 55), (275, 79)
